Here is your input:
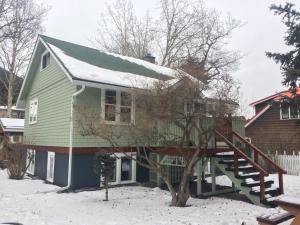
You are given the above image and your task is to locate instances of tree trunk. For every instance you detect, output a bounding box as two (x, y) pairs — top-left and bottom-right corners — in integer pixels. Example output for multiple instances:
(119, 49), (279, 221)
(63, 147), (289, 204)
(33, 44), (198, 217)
(171, 171), (191, 207)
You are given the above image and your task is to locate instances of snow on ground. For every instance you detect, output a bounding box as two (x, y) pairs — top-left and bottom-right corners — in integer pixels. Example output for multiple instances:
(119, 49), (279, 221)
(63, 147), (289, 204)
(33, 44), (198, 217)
(0, 170), (299, 225)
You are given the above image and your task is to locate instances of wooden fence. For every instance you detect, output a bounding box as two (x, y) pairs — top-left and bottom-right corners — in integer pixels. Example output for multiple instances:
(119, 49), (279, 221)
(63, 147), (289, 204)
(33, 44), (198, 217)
(268, 151), (300, 176)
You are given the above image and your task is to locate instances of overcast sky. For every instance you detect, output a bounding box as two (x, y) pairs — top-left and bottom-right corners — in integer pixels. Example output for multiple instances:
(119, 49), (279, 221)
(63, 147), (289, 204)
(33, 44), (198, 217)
(38, 0), (299, 116)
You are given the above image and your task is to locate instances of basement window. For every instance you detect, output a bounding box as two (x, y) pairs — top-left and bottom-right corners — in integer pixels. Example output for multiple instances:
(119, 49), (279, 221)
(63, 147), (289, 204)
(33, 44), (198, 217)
(41, 52), (50, 70)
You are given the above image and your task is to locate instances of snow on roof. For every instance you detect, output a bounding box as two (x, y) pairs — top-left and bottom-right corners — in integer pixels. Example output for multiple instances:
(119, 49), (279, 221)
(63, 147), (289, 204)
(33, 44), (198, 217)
(250, 87), (300, 106)
(106, 52), (176, 78)
(0, 118), (24, 132)
(49, 44), (177, 89)
(0, 106), (24, 111)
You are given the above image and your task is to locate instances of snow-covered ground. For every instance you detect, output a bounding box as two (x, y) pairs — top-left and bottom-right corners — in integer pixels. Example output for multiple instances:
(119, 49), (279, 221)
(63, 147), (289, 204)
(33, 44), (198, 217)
(0, 170), (299, 225)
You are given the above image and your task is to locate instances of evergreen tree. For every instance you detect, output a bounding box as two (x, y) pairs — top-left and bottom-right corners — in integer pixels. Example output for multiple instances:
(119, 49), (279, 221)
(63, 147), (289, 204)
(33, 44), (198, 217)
(94, 153), (115, 201)
(266, 3), (300, 90)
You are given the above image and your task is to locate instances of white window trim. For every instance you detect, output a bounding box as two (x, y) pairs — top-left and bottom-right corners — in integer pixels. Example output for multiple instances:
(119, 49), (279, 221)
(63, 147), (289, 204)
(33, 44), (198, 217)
(280, 103), (300, 120)
(101, 153), (136, 186)
(101, 88), (135, 125)
(40, 51), (51, 71)
(27, 149), (36, 175)
(47, 151), (55, 183)
(29, 98), (38, 125)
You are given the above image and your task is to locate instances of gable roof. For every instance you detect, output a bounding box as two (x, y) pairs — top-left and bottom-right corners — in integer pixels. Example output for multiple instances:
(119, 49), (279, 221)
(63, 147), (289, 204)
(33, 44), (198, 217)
(0, 118), (24, 132)
(40, 35), (177, 87)
(250, 87), (300, 106)
(245, 105), (271, 128)
(17, 35), (180, 107)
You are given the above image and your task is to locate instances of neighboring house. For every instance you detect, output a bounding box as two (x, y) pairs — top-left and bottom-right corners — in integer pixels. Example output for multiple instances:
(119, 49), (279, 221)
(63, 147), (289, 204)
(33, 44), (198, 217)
(246, 88), (300, 154)
(0, 118), (24, 160)
(16, 35), (284, 206)
(0, 106), (25, 118)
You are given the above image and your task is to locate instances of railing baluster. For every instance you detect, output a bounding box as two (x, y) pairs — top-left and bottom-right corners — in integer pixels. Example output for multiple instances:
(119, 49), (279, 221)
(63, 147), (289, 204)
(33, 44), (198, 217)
(254, 151), (258, 164)
(278, 172), (284, 194)
(234, 150), (238, 177)
(260, 173), (265, 202)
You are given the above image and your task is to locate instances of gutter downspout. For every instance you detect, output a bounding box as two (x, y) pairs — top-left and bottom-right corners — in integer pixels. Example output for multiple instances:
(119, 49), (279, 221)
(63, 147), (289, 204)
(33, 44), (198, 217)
(63, 84), (85, 191)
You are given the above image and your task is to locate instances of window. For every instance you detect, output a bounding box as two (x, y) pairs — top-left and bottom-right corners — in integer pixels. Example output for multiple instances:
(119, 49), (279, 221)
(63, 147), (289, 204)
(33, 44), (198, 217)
(101, 153), (136, 186)
(280, 102), (300, 120)
(27, 149), (35, 175)
(102, 89), (133, 124)
(41, 52), (50, 70)
(47, 152), (55, 182)
(120, 92), (132, 123)
(105, 90), (117, 121)
(29, 98), (38, 124)
(121, 158), (132, 181)
(10, 135), (22, 143)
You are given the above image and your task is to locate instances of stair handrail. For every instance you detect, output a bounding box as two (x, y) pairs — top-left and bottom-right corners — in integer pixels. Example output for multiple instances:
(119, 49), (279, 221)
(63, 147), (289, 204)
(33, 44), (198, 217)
(232, 131), (286, 194)
(214, 130), (268, 176)
(232, 131), (287, 174)
(214, 129), (268, 201)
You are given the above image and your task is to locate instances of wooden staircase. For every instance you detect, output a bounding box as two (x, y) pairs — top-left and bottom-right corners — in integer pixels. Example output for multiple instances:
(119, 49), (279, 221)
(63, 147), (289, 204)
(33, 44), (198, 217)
(213, 130), (287, 207)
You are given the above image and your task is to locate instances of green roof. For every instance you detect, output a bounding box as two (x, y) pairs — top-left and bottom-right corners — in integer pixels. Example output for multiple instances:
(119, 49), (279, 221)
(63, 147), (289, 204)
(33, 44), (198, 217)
(40, 35), (176, 83)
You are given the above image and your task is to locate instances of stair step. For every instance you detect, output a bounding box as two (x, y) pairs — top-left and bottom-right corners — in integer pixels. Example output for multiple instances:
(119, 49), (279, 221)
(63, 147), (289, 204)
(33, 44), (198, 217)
(241, 179), (274, 188)
(250, 187), (280, 196)
(219, 158), (247, 165)
(236, 171), (260, 179)
(226, 165), (255, 172)
(215, 151), (234, 158)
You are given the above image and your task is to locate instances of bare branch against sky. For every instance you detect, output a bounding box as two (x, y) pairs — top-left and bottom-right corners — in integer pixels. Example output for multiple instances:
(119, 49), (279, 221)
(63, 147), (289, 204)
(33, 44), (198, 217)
(27, 0), (300, 117)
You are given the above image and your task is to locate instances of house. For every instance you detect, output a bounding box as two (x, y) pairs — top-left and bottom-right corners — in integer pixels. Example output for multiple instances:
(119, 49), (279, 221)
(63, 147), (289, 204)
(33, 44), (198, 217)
(246, 88), (300, 154)
(16, 35), (285, 206)
(0, 118), (24, 160)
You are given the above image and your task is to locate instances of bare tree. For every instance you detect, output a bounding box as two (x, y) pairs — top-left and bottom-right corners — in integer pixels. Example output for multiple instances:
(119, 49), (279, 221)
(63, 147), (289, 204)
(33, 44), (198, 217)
(95, 0), (154, 58)
(0, 0), (47, 117)
(77, 71), (239, 207)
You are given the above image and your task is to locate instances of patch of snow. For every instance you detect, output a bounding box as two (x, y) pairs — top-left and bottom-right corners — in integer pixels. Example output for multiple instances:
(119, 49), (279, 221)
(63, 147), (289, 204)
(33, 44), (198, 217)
(49, 44), (178, 89)
(1, 170), (300, 225)
(106, 52), (176, 78)
(0, 118), (24, 131)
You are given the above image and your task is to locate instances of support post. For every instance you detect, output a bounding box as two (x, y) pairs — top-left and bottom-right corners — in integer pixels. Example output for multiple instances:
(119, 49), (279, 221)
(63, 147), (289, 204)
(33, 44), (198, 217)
(197, 159), (203, 195)
(211, 158), (216, 193)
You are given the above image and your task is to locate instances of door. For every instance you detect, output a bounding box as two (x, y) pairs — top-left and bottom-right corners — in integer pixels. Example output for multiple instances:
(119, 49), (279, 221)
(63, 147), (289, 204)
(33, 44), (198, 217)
(47, 152), (55, 182)
(121, 158), (132, 181)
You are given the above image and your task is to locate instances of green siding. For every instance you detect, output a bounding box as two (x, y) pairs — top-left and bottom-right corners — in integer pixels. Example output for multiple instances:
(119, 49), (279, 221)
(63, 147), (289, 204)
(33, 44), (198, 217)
(23, 50), (76, 147)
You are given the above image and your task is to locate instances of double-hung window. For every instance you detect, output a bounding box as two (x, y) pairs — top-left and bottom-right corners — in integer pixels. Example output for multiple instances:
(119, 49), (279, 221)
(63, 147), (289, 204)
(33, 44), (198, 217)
(41, 52), (50, 70)
(102, 89), (133, 124)
(280, 102), (300, 120)
(29, 98), (38, 124)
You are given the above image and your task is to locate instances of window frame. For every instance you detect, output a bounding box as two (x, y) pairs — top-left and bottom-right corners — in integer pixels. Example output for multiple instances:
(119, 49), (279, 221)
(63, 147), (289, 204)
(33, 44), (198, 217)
(29, 98), (38, 125)
(280, 102), (300, 120)
(27, 149), (36, 175)
(101, 88), (134, 125)
(41, 51), (51, 70)
(47, 151), (55, 183)
(100, 153), (136, 186)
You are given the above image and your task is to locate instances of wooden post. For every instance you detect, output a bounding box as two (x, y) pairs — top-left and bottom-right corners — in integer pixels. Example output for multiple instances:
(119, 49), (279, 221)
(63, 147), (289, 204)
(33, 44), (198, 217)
(234, 150), (238, 177)
(254, 151), (258, 164)
(197, 159), (202, 195)
(260, 173), (265, 202)
(211, 158), (216, 193)
(279, 172), (284, 194)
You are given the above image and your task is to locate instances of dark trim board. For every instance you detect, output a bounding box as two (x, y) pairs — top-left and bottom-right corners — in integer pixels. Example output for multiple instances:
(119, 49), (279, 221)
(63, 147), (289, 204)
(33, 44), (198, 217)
(25, 145), (232, 156)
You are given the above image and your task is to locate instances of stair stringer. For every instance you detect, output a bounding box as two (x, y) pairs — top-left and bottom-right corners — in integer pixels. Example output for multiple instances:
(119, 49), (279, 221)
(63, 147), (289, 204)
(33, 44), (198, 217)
(212, 157), (265, 207)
